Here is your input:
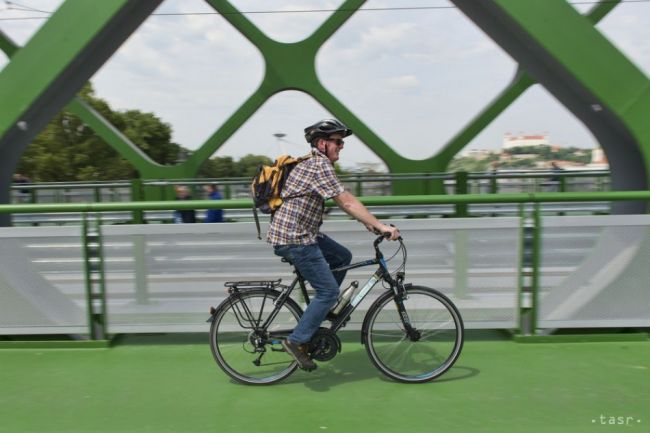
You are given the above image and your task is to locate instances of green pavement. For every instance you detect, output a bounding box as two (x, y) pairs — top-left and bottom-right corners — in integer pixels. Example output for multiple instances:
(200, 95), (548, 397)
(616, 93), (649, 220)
(1, 337), (648, 433)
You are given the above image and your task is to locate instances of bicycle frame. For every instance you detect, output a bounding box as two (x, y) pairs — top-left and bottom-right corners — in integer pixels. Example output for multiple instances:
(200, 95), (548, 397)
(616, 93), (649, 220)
(235, 236), (417, 342)
(313, 258), (389, 333)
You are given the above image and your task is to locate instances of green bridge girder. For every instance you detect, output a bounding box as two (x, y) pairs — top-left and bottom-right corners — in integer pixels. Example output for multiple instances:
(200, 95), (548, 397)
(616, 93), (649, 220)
(0, 0), (648, 219)
(454, 0), (649, 214)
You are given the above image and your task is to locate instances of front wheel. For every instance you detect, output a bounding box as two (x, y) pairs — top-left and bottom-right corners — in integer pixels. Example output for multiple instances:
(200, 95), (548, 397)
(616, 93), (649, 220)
(362, 286), (464, 383)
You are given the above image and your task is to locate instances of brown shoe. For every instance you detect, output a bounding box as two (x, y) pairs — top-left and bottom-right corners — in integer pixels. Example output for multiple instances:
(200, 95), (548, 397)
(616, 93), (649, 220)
(282, 339), (317, 372)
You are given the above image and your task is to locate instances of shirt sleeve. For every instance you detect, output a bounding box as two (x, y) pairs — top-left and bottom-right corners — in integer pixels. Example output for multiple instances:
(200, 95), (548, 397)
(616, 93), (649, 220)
(312, 159), (345, 199)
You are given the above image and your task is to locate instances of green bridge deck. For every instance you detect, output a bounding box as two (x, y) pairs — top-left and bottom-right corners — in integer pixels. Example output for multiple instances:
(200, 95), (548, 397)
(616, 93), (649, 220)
(1, 335), (648, 433)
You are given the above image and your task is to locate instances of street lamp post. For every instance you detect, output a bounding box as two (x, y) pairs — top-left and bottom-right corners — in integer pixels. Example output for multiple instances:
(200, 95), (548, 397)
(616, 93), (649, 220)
(273, 133), (287, 155)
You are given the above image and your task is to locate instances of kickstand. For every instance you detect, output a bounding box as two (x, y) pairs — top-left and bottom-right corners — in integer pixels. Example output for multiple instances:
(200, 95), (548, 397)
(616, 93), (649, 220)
(253, 352), (264, 366)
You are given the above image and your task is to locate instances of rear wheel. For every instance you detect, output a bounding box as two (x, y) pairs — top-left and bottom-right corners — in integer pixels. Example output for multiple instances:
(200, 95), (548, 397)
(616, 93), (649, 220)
(362, 286), (464, 383)
(209, 289), (302, 385)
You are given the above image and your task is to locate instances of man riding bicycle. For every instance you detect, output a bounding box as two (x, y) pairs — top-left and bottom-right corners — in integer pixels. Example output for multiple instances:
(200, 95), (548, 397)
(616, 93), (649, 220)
(268, 118), (400, 371)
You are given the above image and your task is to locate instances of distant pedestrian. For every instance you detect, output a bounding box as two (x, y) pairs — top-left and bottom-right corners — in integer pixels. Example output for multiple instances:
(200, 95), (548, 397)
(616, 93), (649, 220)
(482, 161), (499, 194)
(548, 161), (563, 192)
(204, 184), (224, 223)
(173, 185), (196, 223)
(490, 161), (499, 175)
(12, 173), (31, 203)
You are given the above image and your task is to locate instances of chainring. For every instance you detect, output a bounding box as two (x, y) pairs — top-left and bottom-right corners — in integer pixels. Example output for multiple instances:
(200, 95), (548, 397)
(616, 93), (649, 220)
(308, 328), (341, 362)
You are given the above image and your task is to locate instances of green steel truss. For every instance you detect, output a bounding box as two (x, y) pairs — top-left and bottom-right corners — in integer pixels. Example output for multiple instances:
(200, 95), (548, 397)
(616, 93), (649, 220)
(0, 0), (648, 202)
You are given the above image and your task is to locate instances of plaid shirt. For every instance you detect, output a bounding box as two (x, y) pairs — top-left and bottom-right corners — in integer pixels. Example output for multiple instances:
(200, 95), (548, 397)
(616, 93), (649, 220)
(267, 149), (344, 245)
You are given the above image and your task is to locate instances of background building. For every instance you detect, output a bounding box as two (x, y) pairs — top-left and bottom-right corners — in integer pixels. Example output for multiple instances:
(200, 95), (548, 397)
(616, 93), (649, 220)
(502, 133), (550, 150)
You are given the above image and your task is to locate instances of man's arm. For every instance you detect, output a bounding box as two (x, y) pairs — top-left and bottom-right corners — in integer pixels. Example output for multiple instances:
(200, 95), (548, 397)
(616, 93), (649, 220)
(333, 191), (400, 240)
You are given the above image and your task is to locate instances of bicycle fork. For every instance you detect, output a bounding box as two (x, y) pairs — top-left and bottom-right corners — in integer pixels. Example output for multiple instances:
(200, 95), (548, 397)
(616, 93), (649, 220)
(393, 295), (421, 342)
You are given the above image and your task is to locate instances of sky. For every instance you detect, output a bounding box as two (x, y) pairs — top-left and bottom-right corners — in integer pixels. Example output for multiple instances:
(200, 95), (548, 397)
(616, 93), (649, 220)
(1, 0), (649, 170)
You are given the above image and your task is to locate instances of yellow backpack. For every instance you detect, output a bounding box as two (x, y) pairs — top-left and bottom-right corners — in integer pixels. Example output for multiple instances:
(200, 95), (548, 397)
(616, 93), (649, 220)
(251, 154), (311, 239)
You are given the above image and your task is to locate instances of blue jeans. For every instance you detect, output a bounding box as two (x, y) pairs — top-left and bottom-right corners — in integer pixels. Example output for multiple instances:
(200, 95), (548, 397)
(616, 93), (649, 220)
(273, 234), (352, 344)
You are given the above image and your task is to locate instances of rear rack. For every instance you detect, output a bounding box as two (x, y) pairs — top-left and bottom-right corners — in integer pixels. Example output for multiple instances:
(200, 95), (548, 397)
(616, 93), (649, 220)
(224, 279), (282, 289)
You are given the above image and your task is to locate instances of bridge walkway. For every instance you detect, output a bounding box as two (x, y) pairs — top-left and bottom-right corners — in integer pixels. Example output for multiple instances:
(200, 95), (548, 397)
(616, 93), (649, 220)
(1, 335), (648, 433)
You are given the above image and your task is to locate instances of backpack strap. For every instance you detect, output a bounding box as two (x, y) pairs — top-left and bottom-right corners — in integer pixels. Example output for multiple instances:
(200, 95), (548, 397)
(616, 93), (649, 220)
(252, 154), (312, 240)
(278, 154), (314, 202)
(253, 204), (262, 240)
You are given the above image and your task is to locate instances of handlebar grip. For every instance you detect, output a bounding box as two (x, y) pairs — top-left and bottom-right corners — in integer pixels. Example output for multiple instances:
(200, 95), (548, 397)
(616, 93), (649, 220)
(374, 224), (399, 237)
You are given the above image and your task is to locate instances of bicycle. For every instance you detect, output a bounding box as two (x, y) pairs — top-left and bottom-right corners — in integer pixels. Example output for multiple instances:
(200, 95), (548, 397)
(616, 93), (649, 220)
(208, 234), (464, 385)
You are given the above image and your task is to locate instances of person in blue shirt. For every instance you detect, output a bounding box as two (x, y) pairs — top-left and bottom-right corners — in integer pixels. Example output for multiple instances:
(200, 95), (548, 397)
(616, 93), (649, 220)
(204, 184), (224, 223)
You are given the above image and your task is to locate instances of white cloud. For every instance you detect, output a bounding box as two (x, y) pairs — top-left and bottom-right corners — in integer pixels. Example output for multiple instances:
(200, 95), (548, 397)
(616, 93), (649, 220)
(361, 22), (417, 46)
(229, 0), (343, 43)
(386, 74), (419, 89)
(596, 3), (650, 76)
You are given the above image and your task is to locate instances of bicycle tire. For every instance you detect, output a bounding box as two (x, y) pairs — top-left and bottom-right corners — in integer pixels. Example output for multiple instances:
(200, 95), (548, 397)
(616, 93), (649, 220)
(362, 285), (464, 383)
(209, 288), (303, 385)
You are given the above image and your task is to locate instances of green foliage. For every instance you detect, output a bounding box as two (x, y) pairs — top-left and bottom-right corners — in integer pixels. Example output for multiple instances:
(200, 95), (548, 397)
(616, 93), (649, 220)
(16, 83), (182, 182)
(198, 154), (274, 179)
(199, 154), (352, 179)
(447, 157), (491, 172)
(235, 154), (273, 178)
(505, 158), (537, 169)
(552, 148), (591, 164)
(333, 163), (348, 175)
(503, 145), (590, 164)
(119, 110), (180, 165)
(199, 156), (237, 178)
(448, 146), (593, 172)
(506, 146), (551, 158)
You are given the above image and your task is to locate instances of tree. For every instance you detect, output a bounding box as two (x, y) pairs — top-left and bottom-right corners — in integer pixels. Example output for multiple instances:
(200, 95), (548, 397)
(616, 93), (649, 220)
(119, 110), (181, 166)
(198, 156), (238, 178)
(16, 83), (184, 181)
(236, 154), (273, 178)
(447, 157), (490, 172)
(17, 110), (135, 181)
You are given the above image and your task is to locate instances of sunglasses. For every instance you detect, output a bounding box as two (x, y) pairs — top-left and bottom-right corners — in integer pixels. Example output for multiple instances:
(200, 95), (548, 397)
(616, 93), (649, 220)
(326, 138), (345, 146)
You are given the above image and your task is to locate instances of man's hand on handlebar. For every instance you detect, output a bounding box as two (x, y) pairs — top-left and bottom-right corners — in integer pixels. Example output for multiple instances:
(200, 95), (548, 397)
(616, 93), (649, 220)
(366, 223), (400, 241)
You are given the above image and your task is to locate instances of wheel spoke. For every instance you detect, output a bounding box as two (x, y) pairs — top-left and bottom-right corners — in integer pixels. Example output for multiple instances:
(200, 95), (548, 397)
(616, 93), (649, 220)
(365, 287), (464, 383)
(210, 290), (301, 385)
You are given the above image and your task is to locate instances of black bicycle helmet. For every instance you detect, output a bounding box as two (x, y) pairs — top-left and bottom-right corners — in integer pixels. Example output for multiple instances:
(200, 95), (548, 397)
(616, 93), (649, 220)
(304, 119), (353, 144)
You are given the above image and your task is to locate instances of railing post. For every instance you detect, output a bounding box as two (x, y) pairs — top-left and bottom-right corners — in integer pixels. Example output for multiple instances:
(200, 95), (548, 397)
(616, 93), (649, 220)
(518, 203), (541, 336)
(454, 171), (468, 217)
(130, 178), (145, 224)
(490, 173), (498, 194)
(82, 213), (108, 340)
(453, 230), (469, 299)
(134, 234), (150, 305)
(355, 175), (362, 196)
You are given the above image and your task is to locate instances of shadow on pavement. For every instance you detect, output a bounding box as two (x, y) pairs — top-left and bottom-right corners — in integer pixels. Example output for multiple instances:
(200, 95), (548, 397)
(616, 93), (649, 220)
(278, 344), (479, 391)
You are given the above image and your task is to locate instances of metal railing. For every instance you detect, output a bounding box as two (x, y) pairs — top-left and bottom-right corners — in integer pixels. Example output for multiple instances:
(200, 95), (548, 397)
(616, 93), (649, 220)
(7, 170), (614, 226)
(0, 191), (647, 341)
(9, 170), (611, 204)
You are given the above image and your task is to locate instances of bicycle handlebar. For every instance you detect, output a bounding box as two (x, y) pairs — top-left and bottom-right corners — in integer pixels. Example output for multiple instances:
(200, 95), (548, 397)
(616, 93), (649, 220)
(373, 230), (404, 258)
(372, 224), (402, 249)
